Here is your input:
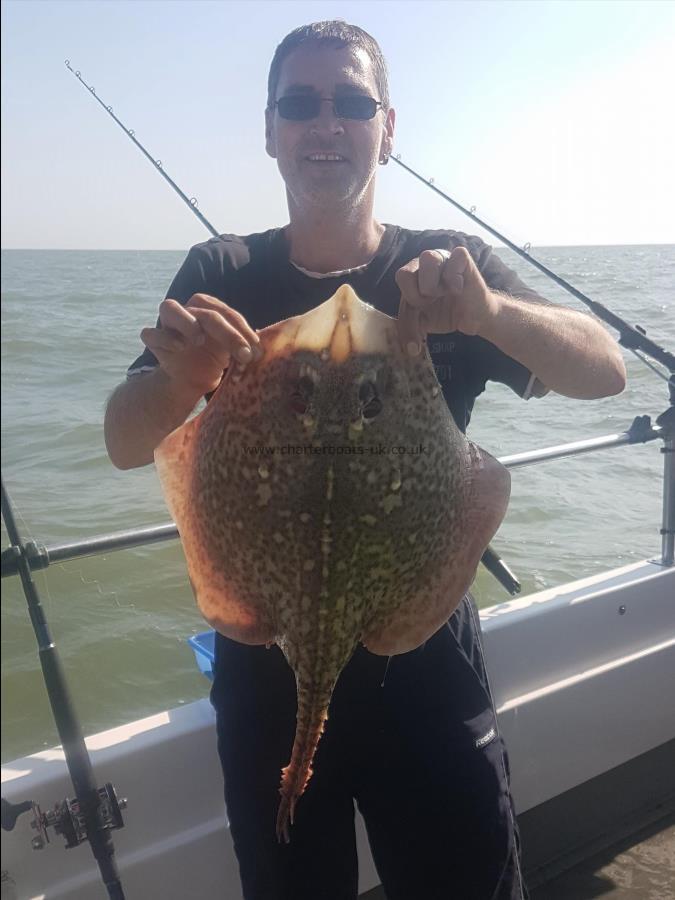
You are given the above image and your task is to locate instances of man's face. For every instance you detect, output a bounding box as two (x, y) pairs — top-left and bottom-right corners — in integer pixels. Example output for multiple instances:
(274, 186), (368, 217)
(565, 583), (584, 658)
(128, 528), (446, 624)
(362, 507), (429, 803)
(265, 44), (395, 210)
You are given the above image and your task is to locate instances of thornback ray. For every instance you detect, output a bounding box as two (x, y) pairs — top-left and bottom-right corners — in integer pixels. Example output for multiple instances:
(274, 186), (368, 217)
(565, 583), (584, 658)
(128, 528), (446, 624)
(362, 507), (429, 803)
(154, 283), (510, 842)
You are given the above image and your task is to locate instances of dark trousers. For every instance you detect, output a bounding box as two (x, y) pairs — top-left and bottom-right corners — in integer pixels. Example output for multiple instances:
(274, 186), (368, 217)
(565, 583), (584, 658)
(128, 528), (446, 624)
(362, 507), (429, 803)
(210, 596), (526, 900)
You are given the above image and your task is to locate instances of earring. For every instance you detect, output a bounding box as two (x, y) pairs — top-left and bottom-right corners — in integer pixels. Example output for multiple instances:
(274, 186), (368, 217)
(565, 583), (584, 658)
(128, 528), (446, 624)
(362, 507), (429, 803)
(379, 153), (390, 166)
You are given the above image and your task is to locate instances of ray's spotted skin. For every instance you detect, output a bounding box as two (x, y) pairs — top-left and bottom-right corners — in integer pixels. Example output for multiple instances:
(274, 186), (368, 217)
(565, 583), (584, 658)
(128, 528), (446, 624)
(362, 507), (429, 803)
(154, 285), (510, 842)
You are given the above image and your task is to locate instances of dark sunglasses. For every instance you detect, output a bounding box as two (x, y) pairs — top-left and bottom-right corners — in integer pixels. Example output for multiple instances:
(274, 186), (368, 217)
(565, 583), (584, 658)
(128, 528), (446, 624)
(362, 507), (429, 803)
(273, 94), (384, 121)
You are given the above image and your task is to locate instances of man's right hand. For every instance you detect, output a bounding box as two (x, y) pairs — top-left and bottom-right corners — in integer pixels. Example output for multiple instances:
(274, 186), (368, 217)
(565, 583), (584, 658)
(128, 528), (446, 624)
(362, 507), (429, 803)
(140, 294), (263, 396)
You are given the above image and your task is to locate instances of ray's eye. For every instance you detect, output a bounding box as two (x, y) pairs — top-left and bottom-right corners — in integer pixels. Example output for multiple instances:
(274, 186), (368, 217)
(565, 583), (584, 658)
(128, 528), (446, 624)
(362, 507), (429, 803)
(359, 381), (382, 420)
(290, 395), (308, 415)
(290, 375), (315, 415)
(363, 397), (383, 419)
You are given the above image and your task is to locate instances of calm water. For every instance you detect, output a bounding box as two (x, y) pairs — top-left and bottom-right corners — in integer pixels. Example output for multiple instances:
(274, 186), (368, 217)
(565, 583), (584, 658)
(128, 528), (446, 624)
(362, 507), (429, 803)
(1, 244), (673, 762)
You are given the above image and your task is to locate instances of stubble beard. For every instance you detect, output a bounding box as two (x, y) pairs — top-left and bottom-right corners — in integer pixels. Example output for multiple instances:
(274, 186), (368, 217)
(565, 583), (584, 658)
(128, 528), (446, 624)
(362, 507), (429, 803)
(283, 154), (379, 218)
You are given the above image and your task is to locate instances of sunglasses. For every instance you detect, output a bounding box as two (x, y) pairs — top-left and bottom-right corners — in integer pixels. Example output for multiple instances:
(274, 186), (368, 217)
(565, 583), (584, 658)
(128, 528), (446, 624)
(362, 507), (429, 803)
(273, 94), (384, 121)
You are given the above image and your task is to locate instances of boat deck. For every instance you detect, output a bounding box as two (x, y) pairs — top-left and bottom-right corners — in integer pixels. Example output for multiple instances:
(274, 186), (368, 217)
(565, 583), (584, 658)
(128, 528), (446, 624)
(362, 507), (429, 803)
(529, 813), (675, 900)
(361, 813), (675, 899)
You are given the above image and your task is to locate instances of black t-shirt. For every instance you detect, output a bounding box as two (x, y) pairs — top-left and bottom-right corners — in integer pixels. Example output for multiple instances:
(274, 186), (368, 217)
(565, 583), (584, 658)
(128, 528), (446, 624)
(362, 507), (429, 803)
(127, 224), (546, 432)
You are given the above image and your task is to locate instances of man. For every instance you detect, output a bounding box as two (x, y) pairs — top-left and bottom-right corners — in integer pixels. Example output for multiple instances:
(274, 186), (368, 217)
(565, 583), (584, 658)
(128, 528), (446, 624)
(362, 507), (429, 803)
(104, 20), (626, 900)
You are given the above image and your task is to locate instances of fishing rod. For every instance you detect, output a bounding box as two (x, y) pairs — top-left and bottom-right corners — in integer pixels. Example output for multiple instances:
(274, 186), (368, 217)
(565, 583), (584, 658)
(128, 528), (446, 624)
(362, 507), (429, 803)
(64, 60), (219, 239)
(64, 60), (674, 389)
(1, 479), (127, 899)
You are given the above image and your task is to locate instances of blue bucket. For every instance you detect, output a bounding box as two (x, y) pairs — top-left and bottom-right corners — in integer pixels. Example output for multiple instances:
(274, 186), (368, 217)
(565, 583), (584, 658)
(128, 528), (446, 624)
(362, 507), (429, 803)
(187, 630), (215, 681)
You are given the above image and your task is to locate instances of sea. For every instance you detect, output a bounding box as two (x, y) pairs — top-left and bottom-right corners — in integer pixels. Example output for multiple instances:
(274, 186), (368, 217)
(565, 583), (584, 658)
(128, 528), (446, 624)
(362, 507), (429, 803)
(1, 243), (673, 763)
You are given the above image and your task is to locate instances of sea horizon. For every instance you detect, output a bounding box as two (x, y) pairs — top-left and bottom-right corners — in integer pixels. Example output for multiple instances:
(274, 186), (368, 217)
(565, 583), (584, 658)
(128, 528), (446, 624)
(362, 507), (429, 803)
(3, 241), (674, 253)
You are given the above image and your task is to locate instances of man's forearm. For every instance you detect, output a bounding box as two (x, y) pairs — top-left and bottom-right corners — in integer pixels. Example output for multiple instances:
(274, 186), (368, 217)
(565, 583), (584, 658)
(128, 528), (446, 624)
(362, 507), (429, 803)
(479, 293), (627, 399)
(104, 368), (202, 470)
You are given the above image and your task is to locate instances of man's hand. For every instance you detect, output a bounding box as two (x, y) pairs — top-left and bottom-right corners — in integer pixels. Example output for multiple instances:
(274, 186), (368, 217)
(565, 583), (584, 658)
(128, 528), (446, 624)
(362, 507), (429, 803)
(140, 294), (263, 395)
(395, 247), (499, 355)
(395, 247), (626, 399)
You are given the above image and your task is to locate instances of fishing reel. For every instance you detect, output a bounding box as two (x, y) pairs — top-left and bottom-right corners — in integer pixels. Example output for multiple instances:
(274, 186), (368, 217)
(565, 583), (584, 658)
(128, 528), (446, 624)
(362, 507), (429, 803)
(1, 783), (126, 850)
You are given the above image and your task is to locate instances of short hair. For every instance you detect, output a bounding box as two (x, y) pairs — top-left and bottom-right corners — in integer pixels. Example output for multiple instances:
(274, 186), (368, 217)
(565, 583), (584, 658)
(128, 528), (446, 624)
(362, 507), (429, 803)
(267, 20), (390, 111)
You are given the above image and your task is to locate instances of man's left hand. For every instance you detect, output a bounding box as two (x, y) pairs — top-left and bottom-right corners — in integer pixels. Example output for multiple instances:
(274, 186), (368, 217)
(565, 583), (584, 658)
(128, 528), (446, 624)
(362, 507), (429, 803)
(395, 247), (499, 355)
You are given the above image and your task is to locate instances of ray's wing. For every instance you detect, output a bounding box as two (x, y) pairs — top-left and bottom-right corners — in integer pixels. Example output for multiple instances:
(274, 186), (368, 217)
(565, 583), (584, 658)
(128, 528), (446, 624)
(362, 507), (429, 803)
(155, 415), (276, 645)
(362, 442), (510, 655)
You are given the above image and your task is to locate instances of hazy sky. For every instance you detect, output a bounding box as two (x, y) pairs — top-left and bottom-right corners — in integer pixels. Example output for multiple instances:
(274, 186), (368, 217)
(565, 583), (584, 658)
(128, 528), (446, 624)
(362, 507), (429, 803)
(2, 0), (674, 249)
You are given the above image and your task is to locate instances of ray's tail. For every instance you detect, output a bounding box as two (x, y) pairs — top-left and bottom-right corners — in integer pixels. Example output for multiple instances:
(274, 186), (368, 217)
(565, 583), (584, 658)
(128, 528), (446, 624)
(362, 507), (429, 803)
(276, 683), (333, 843)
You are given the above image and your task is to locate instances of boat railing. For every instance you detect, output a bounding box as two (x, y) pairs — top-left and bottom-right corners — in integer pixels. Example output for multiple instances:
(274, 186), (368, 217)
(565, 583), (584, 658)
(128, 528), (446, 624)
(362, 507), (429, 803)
(1, 415), (673, 578)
